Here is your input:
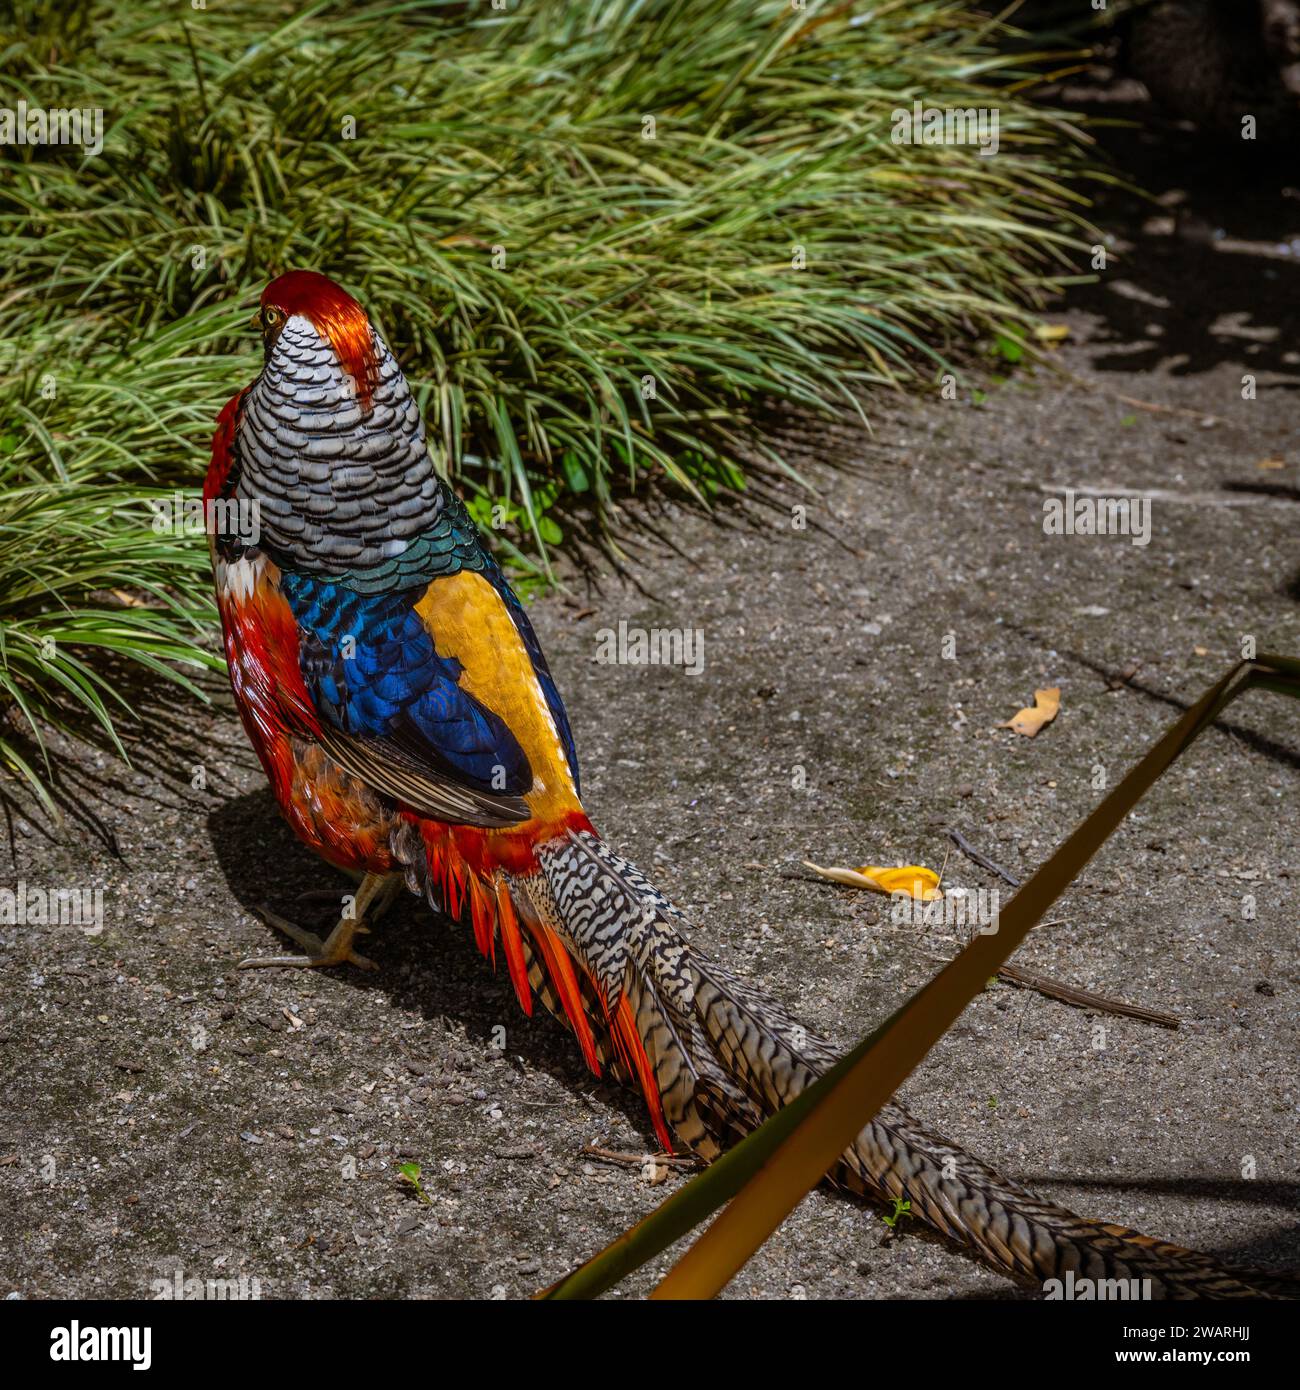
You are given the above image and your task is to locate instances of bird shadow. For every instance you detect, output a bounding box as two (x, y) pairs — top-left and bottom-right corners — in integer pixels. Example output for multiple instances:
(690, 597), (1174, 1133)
(204, 786), (1300, 1291)
(204, 788), (658, 1147)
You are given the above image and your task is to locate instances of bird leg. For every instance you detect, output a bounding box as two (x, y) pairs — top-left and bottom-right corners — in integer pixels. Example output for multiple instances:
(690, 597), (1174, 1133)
(238, 871), (402, 971)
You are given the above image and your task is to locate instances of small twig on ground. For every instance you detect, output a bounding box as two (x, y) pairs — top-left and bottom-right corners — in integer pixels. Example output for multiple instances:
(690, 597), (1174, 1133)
(1105, 661), (1143, 691)
(582, 1144), (700, 1170)
(946, 827), (1021, 887)
(781, 868), (831, 885)
(1037, 354), (1221, 425)
(912, 943), (1181, 1030)
(996, 963), (1180, 1029)
(945, 826), (1181, 1028)
(1113, 390), (1218, 423)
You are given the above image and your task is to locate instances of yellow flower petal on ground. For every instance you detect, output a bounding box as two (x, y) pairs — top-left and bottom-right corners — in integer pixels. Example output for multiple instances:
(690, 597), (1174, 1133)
(999, 686), (1060, 737)
(804, 862), (942, 900)
(862, 866), (943, 900)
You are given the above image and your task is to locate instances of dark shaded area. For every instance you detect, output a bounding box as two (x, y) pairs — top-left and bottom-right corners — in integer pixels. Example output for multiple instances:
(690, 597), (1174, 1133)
(1048, 102), (1300, 384)
(204, 790), (659, 1146)
(1026, 1173), (1300, 1207)
(1015, 1), (1300, 141)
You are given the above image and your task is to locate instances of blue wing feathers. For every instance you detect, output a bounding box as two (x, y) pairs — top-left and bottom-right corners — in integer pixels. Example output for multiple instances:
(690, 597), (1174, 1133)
(273, 484), (579, 800)
(280, 571), (532, 795)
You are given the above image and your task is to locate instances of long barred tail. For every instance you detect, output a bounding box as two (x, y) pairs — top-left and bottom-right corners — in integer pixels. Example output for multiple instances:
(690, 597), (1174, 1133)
(398, 823), (1296, 1299)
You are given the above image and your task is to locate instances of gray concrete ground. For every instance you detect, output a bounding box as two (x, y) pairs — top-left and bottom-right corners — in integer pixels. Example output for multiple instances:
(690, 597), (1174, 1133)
(2, 124), (1298, 1301)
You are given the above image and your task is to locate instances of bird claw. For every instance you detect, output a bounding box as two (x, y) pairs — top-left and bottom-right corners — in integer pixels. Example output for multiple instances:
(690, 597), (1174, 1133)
(237, 943), (377, 971)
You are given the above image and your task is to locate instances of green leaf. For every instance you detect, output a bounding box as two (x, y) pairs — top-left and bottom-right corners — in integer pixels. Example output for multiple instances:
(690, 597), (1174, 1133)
(560, 451), (590, 494)
(992, 333), (1024, 364)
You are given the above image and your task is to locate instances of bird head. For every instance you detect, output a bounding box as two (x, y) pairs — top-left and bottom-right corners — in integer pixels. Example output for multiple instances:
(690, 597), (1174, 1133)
(256, 270), (378, 410)
(228, 270), (438, 571)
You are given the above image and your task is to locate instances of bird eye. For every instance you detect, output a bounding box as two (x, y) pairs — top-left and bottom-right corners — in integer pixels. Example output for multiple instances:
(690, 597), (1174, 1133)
(262, 305), (285, 330)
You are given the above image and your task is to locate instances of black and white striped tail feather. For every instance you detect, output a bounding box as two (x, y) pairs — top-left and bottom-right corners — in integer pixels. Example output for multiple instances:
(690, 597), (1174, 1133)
(527, 828), (1298, 1300)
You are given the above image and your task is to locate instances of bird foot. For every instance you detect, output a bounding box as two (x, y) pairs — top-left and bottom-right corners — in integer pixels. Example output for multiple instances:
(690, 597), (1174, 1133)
(238, 904), (376, 971)
(236, 871), (401, 971)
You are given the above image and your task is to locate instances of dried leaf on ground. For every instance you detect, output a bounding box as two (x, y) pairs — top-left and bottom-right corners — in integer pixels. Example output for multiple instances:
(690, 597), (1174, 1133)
(803, 862), (942, 900)
(999, 687), (1061, 738)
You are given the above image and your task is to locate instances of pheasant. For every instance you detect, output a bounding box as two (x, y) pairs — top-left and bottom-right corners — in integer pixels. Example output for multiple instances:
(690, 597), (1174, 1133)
(206, 270), (1292, 1299)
